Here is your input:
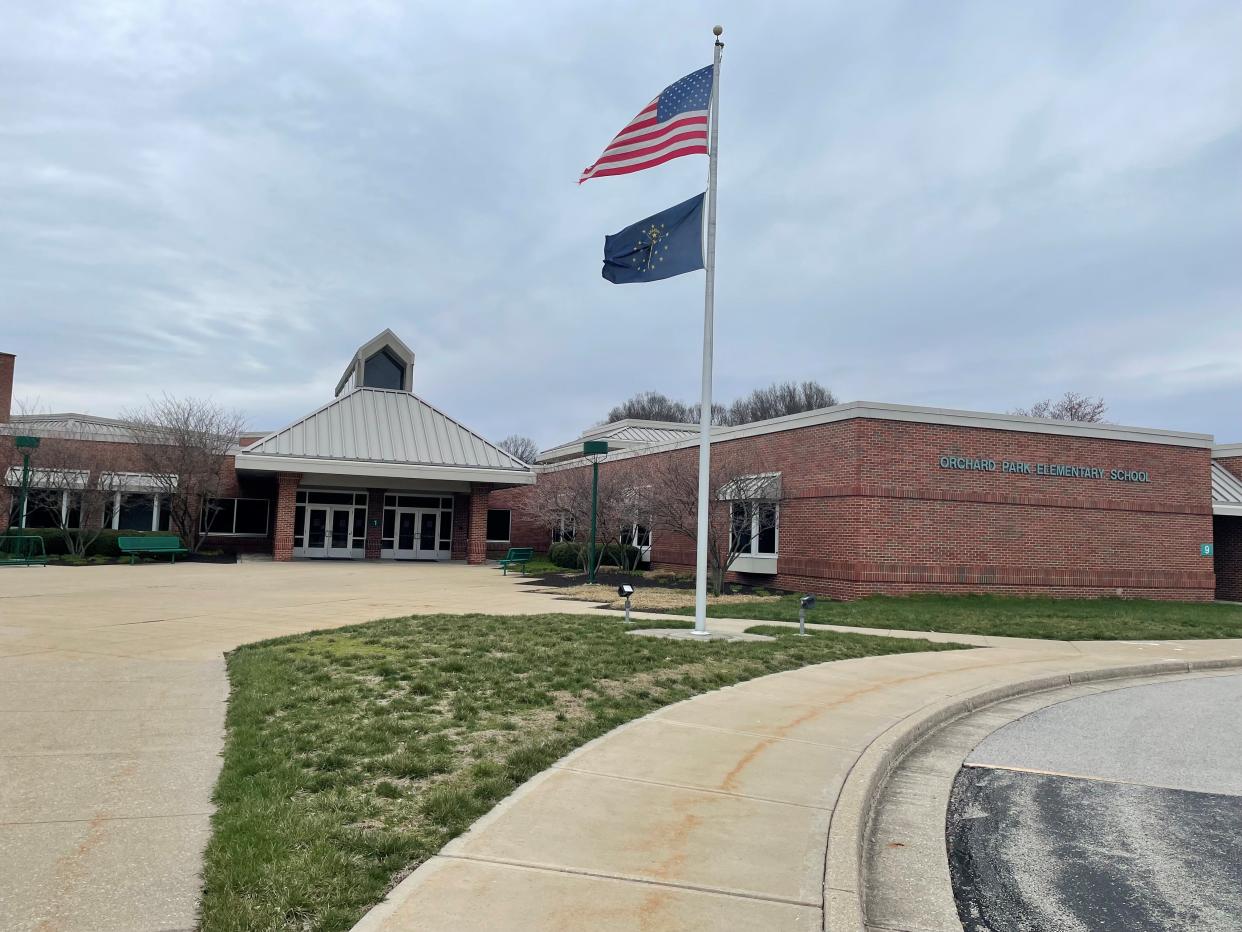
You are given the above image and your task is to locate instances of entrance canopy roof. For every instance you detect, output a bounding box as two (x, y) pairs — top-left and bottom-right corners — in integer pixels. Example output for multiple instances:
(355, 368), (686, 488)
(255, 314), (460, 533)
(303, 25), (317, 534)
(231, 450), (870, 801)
(235, 387), (533, 486)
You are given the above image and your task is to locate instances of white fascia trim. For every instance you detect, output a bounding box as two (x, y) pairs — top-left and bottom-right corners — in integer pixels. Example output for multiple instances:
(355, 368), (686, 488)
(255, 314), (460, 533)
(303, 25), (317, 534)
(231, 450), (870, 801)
(1213, 444), (1242, 459)
(540, 401), (1213, 470)
(712, 401), (1214, 448)
(536, 437), (655, 463)
(235, 453), (536, 485)
(1214, 503), (1242, 517)
(578, 418), (698, 440)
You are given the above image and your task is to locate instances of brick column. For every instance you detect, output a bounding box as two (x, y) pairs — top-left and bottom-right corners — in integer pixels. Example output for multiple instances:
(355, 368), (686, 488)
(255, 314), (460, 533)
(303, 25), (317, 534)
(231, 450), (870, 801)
(365, 488), (384, 559)
(273, 472), (301, 561)
(0, 486), (11, 533)
(467, 485), (490, 565)
(451, 492), (469, 561)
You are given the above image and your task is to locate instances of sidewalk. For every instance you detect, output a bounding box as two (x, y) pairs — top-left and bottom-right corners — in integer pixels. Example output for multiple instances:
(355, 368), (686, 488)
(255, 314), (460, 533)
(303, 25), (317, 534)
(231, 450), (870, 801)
(353, 626), (1242, 932)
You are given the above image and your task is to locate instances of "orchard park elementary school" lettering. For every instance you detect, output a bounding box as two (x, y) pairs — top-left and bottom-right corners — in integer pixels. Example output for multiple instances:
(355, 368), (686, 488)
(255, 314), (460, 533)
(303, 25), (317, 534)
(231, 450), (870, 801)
(938, 456), (1152, 483)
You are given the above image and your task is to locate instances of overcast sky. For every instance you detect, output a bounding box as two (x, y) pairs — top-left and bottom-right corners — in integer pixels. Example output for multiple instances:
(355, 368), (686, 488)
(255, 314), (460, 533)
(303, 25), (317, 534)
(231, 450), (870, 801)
(3, 2), (1240, 449)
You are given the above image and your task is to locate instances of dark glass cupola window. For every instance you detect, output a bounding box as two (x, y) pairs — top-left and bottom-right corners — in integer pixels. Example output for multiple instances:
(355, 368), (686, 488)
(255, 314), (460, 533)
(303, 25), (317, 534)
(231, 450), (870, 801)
(363, 348), (405, 390)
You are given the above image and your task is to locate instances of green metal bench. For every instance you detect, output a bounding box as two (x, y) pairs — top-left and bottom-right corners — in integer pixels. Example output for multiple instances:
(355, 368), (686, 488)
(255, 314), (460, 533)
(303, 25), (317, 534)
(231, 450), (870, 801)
(497, 547), (534, 575)
(117, 536), (189, 564)
(0, 534), (47, 566)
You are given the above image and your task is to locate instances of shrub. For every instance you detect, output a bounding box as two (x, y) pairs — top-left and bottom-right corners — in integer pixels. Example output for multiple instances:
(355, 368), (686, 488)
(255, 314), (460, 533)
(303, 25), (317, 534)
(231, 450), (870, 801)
(2, 528), (69, 556)
(598, 542), (641, 569)
(0, 528), (182, 558)
(547, 541), (642, 570)
(90, 530), (182, 557)
(548, 542), (583, 569)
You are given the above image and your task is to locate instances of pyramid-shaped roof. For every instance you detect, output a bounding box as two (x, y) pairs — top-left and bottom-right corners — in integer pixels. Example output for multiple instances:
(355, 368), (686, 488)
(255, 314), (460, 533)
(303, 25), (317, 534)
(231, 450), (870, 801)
(237, 387), (532, 483)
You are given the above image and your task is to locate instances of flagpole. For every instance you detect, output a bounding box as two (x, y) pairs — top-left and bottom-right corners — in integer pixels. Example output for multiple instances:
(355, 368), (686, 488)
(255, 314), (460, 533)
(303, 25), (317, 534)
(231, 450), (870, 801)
(692, 26), (723, 636)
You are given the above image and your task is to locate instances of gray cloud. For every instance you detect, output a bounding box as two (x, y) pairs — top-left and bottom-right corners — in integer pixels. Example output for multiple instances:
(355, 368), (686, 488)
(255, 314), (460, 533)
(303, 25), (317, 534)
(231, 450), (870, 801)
(2, 1), (1239, 446)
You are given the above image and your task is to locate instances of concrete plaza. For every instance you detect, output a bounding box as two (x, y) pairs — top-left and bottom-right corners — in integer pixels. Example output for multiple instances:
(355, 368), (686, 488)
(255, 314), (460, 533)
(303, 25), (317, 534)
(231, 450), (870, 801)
(0, 561), (598, 932)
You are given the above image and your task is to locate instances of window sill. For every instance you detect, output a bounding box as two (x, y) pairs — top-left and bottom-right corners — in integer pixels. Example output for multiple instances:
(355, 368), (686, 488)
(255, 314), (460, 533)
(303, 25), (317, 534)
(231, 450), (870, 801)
(732, 555), (778, 575)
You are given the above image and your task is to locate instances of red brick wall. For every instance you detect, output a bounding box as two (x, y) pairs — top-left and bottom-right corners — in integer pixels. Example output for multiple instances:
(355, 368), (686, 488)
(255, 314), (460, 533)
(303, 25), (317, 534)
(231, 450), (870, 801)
(0, 438), (277, 553)
(272, 472), (301, 561)
(451, 492), (470, 560)
(467, 486), (490, 564)
(363, 488), (384, 559)
(1213, 516), (1242, 601)
(490, 485), (549, 552)
(1217, 455), (1242, 482)
(0, 353), (14, 423)
(499, 417), (1217, 601)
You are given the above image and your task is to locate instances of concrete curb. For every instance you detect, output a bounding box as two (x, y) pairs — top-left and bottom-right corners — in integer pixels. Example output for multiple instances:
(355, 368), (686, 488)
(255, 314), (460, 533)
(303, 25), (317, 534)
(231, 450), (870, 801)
(822, 656), (1242, 932)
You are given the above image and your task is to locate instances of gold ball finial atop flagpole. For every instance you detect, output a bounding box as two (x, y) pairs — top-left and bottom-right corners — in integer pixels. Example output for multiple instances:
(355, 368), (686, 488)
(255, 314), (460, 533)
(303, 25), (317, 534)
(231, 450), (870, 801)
(713, 25), (723, 36)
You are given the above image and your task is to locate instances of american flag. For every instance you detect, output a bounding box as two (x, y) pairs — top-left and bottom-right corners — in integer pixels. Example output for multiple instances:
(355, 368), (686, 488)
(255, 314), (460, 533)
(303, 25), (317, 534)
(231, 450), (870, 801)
(579, 65), (713, 184)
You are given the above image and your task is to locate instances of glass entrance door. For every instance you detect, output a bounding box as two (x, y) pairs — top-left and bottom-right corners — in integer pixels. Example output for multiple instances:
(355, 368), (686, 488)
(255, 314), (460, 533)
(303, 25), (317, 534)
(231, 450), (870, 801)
(395, 511), (415, 558)
(306, 507), (328, 555)
(306, 507), (354, 558)
(417, 512), (438, 558)
(328, 508), (352, 558)
(393, 509), (441, 560)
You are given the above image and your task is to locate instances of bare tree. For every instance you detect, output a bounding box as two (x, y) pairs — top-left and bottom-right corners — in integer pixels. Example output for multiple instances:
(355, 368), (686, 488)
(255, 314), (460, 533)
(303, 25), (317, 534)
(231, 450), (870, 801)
(605, 382), (835, 428)
(1012, 392), (1108, 423)
(498, 434), (539, 465)
(606, 391), (695, 424)
(722, 381), (837, 426)
(644, 443), (786, 595)
(519, 459), (649, 574)
(123, 396), (246, 553)
(15, 437), (126, 556)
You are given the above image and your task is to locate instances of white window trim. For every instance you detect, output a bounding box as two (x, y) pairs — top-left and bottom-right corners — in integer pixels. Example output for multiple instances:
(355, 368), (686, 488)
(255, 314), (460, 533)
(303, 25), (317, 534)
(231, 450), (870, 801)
(619, 522), (653, 560)
(730, 500), (780, 573)
(107, 491), (167, 532)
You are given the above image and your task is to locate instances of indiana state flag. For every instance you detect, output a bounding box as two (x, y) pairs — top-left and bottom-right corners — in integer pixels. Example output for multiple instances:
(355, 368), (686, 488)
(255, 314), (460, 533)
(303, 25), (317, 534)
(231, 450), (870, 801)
(602, 193), (705, 284)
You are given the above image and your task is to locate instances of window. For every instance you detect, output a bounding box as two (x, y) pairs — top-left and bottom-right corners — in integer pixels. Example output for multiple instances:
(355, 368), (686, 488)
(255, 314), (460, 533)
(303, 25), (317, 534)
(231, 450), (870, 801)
(439, 510), (452, 551)
(486, 509), (511, 542)
(118, 493), (155, 531)
(731, 502), (779, 557)
(202, 498), (269, 536)
(552, 515), (575, 543)
(363, 348), (405, 390)
(237, 499), (270, 535)
(23, 489), (64, 529)
(620, 523), (651, 548)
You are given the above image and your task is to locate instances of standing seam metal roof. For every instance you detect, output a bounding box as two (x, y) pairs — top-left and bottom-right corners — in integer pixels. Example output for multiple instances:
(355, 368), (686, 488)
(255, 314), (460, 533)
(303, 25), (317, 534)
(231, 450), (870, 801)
(1212, 462), (1242, 511)
(243, 388), (529, 470)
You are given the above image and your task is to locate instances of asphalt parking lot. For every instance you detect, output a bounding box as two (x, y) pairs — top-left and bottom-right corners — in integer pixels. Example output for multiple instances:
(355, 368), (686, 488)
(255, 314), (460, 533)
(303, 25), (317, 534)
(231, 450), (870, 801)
(947, 674), (1242, 931)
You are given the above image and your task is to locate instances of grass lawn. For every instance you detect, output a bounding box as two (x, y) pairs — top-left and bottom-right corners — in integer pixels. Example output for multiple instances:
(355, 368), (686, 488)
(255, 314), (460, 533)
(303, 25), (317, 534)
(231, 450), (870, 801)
(669, 593), (1242, 640)
(201, 613), (963, 931)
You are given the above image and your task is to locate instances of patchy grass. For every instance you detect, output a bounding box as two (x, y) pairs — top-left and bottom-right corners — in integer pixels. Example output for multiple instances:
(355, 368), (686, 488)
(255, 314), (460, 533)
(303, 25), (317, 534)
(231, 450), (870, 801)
(200, 613), (964, 931)
(534, 582), (780, 611)
(495, 554), (567, 576)
(670, 593), (1242, 641)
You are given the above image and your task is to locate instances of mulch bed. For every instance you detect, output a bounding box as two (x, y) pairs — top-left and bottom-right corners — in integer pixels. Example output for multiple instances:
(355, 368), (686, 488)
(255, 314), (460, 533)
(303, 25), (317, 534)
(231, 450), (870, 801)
(522, 569), (770, 596)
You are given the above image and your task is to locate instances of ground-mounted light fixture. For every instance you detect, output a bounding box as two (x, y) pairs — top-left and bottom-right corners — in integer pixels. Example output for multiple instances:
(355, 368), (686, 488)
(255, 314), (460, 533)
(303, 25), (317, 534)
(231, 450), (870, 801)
(618, 583), (635, 623)
(798, 594), (816, 637)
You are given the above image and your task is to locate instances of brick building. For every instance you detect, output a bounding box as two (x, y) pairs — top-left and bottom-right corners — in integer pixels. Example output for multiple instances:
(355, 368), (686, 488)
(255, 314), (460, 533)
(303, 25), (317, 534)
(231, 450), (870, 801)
(0, 333), (533, 565)
(491, 405), (1242, 602)
(3, 337), (1241, 599)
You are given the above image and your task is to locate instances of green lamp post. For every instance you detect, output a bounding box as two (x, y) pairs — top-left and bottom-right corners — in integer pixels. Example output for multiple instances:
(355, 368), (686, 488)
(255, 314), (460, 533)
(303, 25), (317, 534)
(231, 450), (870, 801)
(583, 440), (609, 583)
(14, 435), (40, 530)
